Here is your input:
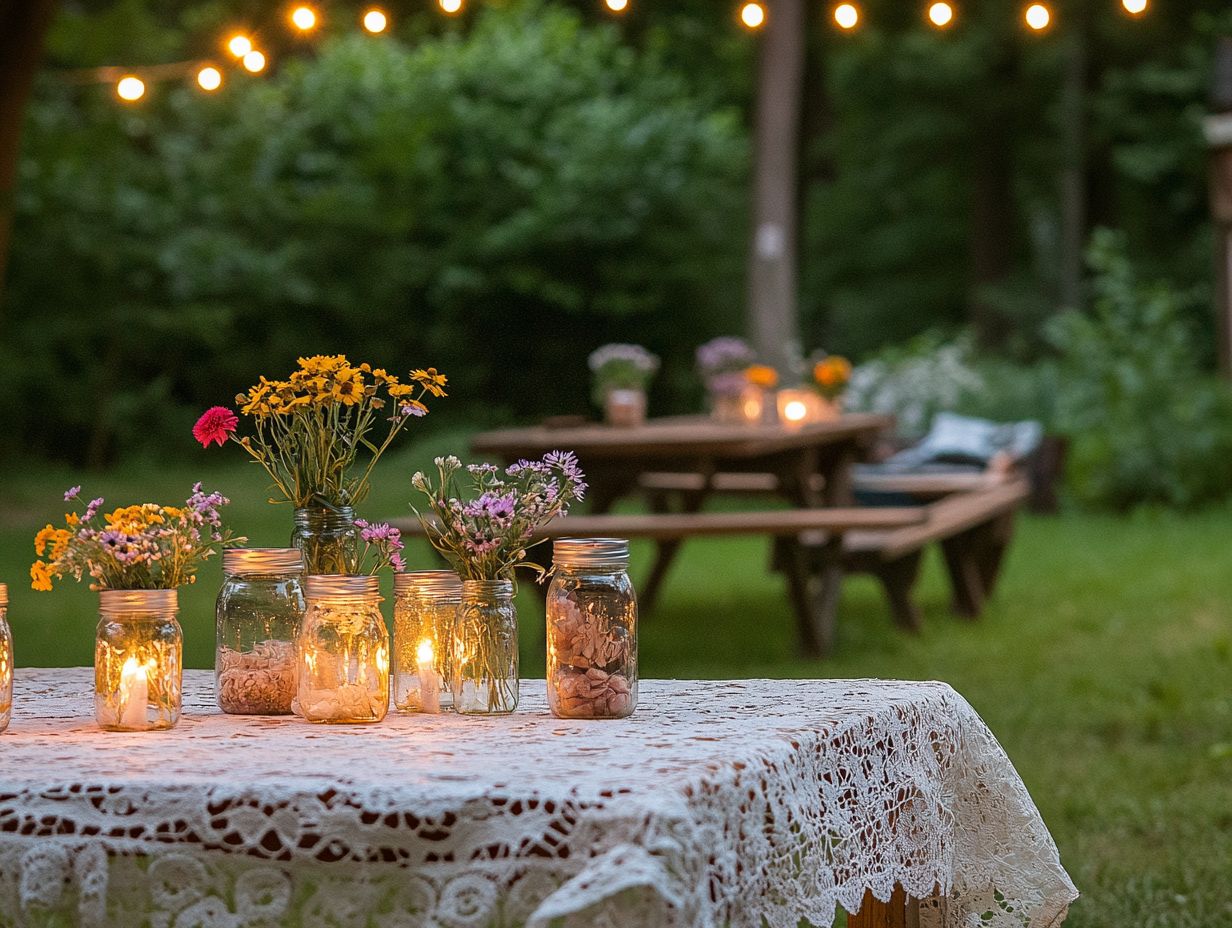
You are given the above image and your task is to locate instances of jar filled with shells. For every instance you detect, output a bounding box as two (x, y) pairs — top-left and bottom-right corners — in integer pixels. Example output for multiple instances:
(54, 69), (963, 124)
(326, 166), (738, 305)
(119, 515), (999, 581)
(296, 575), (389, 724)
(546, 538), (637, 719)
(215, 548), (305, 715)
(393, 570), (461, 713)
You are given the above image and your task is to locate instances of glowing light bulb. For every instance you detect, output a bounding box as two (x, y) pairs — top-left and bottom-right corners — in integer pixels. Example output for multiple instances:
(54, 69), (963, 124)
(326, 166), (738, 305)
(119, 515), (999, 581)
(116, 76), (145, 102)
(928, 1), (954, 27)
(362, 8), (388, 32)
(1024, 3), (1051, 30)
(290, 6), (317, 30)
(196, 66), (222, 91)
(242, 50), (266, 73)
(439, 0), (463, 13)
(606, 0), (629, 10)
(1121, 0), (1147, 14)
(740, 2), (766, 29)
(227, 34), (253, 57)
(834, 3), (860, 29)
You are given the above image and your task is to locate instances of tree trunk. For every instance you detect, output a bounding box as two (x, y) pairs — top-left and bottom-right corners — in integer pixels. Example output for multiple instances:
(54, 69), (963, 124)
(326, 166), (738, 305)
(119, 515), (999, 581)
(0, 0), (58, 315)
(747, 0), (806, 373)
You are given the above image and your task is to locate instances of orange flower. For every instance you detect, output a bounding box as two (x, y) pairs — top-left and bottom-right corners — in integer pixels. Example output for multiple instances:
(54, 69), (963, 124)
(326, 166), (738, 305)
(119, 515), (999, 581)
(30, 560), (53, 592)
(814, 356), (852, 389)
(745, 365), (779, 389)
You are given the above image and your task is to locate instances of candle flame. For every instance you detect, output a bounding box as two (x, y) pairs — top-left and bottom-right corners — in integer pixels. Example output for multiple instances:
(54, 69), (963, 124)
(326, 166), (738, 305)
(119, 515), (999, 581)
(417, 639), (434, 665)
(121, 656), (146, 684)
(784, 400), (808, 422)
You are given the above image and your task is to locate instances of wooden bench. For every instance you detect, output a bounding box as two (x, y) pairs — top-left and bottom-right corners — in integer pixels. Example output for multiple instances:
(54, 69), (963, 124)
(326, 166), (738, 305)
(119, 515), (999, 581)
(842, 479), (1029, 632)
(393, 507), (925, 658)
(638, 468), (1002, 500)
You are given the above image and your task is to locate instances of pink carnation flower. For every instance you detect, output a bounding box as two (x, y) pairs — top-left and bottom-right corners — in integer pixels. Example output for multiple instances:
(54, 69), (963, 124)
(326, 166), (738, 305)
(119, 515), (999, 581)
(193, 406), (239, 448)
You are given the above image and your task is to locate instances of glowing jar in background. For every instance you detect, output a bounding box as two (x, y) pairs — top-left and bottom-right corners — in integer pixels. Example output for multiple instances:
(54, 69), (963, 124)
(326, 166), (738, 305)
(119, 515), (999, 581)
(215, 548), (305, 715)
(546, 539), (637, 719)
(0, 583), (11, 732)
(296, 575), (389, 724)
(95, 589), (182, 731)
(776, 388), (833, 427)
(393, 570), (461, 713)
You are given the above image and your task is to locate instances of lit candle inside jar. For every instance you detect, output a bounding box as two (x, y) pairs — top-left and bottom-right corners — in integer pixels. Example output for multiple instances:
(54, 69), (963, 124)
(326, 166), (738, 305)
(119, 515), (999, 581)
(119, 656), (148, 729)
(417, 639), (441, 713)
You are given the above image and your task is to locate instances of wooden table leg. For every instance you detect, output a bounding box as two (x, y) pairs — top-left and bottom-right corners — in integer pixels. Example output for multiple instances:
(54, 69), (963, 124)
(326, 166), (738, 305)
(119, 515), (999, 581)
(848, 885), (913, 928)
(774, 535), (842, 658)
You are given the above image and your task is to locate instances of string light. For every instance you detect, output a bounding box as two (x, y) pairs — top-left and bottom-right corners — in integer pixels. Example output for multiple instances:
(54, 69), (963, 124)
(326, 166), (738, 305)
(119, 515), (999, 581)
(439, 0), (463, 14)
(290, 6), (318, 31)
(362, 8), (389, 32)
(242, 50), (267, 73)
(928, 2), (954, 27)
(1024, 2), (1051, 30)
(196, 66), (222, 91)
(227, 35), (253, 57)
(605, 0), (629, 11)
(115, 76), (145, 102)
(1121, 0), (1147, 15)
(833, 3), (860, 30)
(739, 2), (766, 29)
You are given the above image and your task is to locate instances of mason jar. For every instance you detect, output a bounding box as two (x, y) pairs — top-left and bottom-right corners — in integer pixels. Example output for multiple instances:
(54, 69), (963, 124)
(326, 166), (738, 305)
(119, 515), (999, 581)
(215, 548), (305, 715)
(95, 589), (183, 732)
(0, 583), (11, 733)
(546, 538), (637, 719)
(393, 571), (461, 713)
(291, 505), (360, 576)
(452, 579), (519, 715)
(296, 575), (389, 724)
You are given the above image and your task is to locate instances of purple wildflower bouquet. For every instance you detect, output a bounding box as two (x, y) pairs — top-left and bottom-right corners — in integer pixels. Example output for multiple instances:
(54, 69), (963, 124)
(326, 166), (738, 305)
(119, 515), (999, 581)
(410, 452), (588, 581)
(696, 336), (757, 398)
(31, 484), (242, 591)
(352, 519), (407, 575)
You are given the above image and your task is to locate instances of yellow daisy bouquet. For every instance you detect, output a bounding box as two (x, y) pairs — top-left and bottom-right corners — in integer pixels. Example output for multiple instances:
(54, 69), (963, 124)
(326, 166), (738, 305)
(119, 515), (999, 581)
(195, 355), (446, 573)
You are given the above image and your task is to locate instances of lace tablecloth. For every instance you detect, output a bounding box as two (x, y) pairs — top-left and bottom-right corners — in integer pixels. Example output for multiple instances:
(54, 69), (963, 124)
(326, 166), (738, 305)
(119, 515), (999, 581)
(0, 669), (1076, 928)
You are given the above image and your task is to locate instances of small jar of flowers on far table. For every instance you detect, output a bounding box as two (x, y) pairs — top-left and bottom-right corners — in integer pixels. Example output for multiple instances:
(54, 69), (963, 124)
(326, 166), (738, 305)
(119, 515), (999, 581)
(411, 452), (587, 715)
(192, 355), (446, 575)
(31, 484), (241, 731)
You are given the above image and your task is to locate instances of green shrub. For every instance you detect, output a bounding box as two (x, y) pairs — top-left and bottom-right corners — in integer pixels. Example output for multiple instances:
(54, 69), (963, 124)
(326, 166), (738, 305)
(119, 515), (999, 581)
(1047, 229), (1232, 510)
(2, 1), (747, 462)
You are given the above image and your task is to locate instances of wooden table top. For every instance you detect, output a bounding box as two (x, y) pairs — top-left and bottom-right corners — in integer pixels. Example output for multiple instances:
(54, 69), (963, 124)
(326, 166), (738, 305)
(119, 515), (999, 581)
(471, 413), (893, 462)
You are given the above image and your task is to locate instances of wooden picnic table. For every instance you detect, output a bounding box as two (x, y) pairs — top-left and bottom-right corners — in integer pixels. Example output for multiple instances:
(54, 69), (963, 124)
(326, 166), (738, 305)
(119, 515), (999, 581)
(471, 413), (894, 617)
(471, 413), (893, 510)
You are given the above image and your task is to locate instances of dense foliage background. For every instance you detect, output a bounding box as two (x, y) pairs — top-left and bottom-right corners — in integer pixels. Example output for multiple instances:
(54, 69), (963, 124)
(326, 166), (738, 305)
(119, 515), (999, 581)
(2, 0), (1232, 507)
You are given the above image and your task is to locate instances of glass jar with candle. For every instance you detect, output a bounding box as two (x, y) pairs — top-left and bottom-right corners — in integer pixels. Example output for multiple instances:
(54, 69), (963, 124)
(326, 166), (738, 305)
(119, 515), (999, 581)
(296, 575), (389, 724)
(393, 571), (461, 713)
(546, 539), (637, 719)
(0, 583), (12, 733)
(215, 548), (305, 715)
(452, 579), (518, 715)
(95, 589), (183, 732)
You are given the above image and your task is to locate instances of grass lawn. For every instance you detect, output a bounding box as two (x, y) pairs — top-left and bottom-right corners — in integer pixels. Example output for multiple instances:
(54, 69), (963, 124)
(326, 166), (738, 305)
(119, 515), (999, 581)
(1, 435), (1230, 928)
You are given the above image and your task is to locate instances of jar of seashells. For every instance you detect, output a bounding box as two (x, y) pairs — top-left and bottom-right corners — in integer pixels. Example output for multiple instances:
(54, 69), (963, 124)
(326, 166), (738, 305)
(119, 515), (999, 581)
(546, 538), (637, 719)
(215, 548), (305, 715)
(393, 570), (461, 713)
(296, 574), (389, 724)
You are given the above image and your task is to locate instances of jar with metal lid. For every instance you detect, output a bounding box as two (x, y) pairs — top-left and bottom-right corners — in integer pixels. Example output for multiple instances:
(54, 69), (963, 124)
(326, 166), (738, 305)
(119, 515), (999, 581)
(546, 538), (637, 719)
(94, 588), (182, 731)
(393, 571), (461, 713)
(296, 575), (389, 724)
(0, 583), (11, 733)
(215, 548), (305, 715)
